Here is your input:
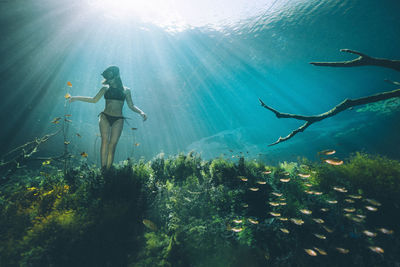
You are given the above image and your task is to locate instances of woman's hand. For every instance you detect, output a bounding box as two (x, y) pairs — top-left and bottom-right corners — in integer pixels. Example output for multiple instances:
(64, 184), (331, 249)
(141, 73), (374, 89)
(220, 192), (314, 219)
(140, 112), (147, 121)
(69, 97), (75, 103)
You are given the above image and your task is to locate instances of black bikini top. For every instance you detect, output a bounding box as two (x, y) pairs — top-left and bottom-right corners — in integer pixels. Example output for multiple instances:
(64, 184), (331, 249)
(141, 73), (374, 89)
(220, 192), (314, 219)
(104, 87), (126, 101)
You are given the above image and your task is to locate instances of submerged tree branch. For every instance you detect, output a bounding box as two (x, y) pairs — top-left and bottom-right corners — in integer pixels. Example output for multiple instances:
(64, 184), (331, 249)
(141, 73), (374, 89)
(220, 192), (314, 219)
(260, 88), (400, 146)
(310, 49), (400, 72)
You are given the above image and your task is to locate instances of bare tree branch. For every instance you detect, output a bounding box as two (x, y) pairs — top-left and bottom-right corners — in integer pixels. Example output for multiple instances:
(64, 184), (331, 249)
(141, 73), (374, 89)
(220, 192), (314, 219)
(260, 88), (400, 146)
(310, 49), (400, 72)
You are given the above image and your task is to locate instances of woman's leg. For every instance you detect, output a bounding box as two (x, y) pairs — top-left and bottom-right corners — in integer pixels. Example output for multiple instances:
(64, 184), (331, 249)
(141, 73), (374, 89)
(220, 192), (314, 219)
(106, 119), (124, 169)
(99, 114), (110, 168)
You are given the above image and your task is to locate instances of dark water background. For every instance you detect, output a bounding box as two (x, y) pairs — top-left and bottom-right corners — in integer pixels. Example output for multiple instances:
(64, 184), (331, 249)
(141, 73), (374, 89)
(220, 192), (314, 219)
(1, 0), (399, 165)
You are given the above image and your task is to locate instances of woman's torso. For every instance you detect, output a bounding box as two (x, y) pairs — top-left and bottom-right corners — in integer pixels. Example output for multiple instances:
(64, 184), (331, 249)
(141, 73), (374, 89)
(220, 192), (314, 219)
(103, 86), (126, 116)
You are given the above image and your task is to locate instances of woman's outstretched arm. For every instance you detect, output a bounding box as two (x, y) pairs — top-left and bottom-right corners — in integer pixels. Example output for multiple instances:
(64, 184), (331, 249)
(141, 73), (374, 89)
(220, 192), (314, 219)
(70, 87), (107, 103)
(125, 88), (147, 121)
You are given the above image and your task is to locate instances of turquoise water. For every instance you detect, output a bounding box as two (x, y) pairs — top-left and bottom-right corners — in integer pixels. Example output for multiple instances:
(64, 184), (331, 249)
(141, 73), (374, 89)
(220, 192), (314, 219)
(0, 0), (399, 164)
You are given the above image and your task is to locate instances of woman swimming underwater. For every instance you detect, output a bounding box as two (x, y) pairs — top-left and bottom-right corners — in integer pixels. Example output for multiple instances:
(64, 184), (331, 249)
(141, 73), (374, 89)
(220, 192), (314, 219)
(69, 66), (147, 169)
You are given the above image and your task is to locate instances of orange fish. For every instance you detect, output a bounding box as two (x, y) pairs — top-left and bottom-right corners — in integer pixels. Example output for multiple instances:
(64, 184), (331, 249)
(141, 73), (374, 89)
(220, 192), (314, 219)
(313, 247), (327, 255)
(135, 143), (140, 146)
(325, 159), (343, 165)
(304, 249), (317, 256)
(319, 149), (336, 155)
(368, 246), (384, 254)
(67, 81), (72, 87)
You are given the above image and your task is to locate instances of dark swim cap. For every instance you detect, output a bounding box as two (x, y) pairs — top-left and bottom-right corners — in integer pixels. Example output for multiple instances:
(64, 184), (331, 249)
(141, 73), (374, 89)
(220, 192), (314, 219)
(101, 66), (120, 81)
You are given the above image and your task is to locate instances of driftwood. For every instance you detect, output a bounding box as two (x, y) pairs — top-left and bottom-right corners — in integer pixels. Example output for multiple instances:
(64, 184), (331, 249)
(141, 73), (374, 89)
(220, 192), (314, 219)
(260, 49), (400, 146)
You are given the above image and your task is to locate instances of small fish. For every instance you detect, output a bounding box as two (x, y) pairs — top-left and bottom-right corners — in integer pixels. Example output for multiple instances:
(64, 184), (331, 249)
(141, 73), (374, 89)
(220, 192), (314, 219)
(131, 127), (138, 130)
(242, 203), (248, 208)
(233, 219), (243, 223)
(322, 225), (333, 233)
(304, 190), (314, 195)
(298, 173), (311, 178)
(271, 192), (282, 197)
(269, 212), (281, 217)
(304, 183), (313, 187)
(142, 219), (157, 231)
(67, 81), (72, 87)
(312, 218), (324, 224)
(304, 249), (317, 256)
(262, 170), (272, 175)
(279, 202), (287, 206)
(249, 187), (259, 191)
(377, 228), (394, 235)
(320, 208), (329, 212)
(348, 194), (362, 199)
(290, 218), (304, 225)
(314, 233), (326, 240)
(256, 181), (266, 185)
(327, 200), (338, 204)
(343, 207), (355, 213)
(344, 214), (364, 223)
(335, 247), (349, 254)
(231, 227), (243, 232)
(283, 172), (290, 176)
(313, 191), (323, 195)
(300, 209), (312, 215)
(238, 176), (248, 181)
(64, 141), (70, 145)
(52, 117), (61, 124)
(319, 149), (336, 155)
(313, 247), (327, 256)
(76, 133), (81, 137)
(365, 206), (378, 212)
(248, 219), (259, 224)
(27, 187), (37, 191)
(278, 217), (288, 221)
(333, 186), (347, 193)
(344, 199), (355, 203)
(325, 159), (343, 166)
(80, 152), (88, 157)
(365, 199), (381, 206)
(135, 143), (140, 146)
(363, 230), (377, 237)
(64, 93), (71, 99)
(280, 178), (290, 183)
(65, 114), (72, 117)
(355, 214), (366, 219)
(280, 228), (290, 234)
(368, 246), (384, 254)
(64, 119), (72, 123)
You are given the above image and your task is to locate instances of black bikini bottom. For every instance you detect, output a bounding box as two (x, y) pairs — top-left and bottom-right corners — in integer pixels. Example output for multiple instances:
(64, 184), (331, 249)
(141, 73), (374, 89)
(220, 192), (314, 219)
(99, 112), (126, 126)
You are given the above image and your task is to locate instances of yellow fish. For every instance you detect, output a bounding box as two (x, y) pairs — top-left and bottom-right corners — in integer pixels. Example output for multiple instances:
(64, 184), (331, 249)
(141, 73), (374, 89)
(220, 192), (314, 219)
(280, 228), (290, 234)
(290, 218), (304, 225)
(313, 247), (327, 255)
(300, 209), (312, 215)
(80, 152), (88, 157)
(67, 81), (72, 87)
(269, 212), (281, 217)
(42, 160), (51, 165)
(64, 93), (71, 99)
(304, 249), (317, 256)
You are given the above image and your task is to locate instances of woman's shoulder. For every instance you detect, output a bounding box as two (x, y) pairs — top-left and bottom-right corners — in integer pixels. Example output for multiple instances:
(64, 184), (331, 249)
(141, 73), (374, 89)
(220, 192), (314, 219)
(123, 86), (132, 94)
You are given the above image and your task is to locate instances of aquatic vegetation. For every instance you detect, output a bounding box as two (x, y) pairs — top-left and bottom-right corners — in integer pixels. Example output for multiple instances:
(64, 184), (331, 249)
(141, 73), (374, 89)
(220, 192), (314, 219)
(1, 152), (400, 266)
